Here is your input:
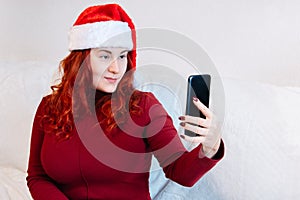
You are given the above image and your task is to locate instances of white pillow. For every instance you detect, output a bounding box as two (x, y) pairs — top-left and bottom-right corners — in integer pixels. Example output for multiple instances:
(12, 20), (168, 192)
(0, 167), (32, 199)
(0, 61), (58, 171)
(191, 78), (300, 200)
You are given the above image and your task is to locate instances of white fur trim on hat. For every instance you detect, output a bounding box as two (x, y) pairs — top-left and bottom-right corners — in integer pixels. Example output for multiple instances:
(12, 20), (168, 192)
(68, 21), (133, 51)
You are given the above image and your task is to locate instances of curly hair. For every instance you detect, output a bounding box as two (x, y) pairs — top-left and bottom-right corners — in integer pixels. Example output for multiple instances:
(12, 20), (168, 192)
(42, 49), (143, 141)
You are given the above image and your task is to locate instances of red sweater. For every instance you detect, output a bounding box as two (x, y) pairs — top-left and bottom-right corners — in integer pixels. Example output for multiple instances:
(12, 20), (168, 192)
(27, 92), (224, 200)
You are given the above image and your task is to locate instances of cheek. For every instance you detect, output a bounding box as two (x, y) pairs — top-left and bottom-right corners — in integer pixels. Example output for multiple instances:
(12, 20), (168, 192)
(90, 67), (106, 88)
(120, 61), (128, 75)
(91, 62), (106, 78)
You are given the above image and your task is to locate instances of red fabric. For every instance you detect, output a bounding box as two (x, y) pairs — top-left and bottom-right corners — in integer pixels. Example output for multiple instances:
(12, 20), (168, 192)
(27, 92), (224, 200)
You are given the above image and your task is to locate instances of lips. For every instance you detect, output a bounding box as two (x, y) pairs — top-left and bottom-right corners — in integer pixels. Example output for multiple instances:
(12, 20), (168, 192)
(104, 77), (118, 83)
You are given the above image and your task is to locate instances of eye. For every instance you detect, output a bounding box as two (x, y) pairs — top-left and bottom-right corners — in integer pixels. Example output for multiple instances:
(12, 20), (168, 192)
(98, 54), (110, 60)
(119, 53), (128, 60)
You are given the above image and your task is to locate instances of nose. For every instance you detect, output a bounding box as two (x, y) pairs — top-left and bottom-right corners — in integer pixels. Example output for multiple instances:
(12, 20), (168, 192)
(107, 59), (119, 74)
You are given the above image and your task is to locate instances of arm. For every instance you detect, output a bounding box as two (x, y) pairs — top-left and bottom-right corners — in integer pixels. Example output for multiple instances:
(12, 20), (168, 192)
(143, 93), (224, 187)
(161, 140), (224, 187)
(26, 98), (69, 200)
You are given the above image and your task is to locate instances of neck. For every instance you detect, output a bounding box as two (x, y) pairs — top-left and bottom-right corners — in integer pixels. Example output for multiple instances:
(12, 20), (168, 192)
(95, 90), (111, 102)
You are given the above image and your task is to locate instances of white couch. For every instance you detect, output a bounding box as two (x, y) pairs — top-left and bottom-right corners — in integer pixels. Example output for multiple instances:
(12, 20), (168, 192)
(0, 61), (299, 199)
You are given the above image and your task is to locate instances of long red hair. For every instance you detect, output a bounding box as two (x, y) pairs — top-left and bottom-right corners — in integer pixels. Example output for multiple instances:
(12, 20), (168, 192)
(42, 50), (143, 140)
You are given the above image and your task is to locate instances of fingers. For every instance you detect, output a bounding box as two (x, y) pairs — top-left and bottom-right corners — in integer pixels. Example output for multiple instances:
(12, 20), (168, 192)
(180, 122), (209, 136)
(192, 97), (212, 119)
(179, 98), (221, 155)
(179, 97), (216, 143)
(180, 134), (205, 143)
(179, 115), (209, 128)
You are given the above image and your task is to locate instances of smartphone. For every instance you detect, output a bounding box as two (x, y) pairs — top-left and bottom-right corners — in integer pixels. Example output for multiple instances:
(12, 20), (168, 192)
(185, 74), (211, 137)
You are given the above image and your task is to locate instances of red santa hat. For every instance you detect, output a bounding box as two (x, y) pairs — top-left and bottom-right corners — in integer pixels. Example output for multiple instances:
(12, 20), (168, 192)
(68, 4), (136, 68)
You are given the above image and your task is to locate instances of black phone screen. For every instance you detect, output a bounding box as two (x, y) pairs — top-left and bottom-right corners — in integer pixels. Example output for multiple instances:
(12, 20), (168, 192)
(185, 74), (211, 137)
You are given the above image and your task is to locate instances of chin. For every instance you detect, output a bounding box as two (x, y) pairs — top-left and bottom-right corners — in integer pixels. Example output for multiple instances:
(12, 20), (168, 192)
(94, 81), (120, 93)
(94, 82), (119, 93)
(98, 87), (117, 93)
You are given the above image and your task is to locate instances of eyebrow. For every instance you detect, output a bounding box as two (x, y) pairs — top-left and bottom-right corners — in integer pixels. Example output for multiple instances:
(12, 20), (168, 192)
(96, 49), (129, 54)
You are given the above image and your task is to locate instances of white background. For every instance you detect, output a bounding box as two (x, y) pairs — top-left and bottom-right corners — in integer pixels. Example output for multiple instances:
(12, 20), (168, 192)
(1, 0), (300, 86)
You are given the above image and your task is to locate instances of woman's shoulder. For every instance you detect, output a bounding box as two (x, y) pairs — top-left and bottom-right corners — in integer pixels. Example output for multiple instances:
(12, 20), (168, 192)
(35, 93), (54, 112)
(42, 93), (53, 101)
(132, 90), (167, 119)
(39, 93), (52, 105)
(133, 90), (161, 106)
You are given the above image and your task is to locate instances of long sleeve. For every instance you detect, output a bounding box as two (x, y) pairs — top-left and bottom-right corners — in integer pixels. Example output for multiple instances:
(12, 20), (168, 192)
(26, 97), (69, 200)
(143, 93), (224, 187)
(162, 140), (224, 187)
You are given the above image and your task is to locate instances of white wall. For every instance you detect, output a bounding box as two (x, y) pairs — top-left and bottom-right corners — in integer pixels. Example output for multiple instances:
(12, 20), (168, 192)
(1, 0), (300, 86)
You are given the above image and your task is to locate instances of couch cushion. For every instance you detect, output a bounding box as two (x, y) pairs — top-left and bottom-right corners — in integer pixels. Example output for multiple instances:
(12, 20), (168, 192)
(0, 61), (58, 171)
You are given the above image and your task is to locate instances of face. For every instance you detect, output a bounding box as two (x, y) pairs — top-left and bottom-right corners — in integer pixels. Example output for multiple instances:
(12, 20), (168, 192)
(89, 48), (129, 93)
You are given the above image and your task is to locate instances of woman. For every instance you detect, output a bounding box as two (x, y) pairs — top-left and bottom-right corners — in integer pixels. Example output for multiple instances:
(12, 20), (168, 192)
(26, 4), (224, 200)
